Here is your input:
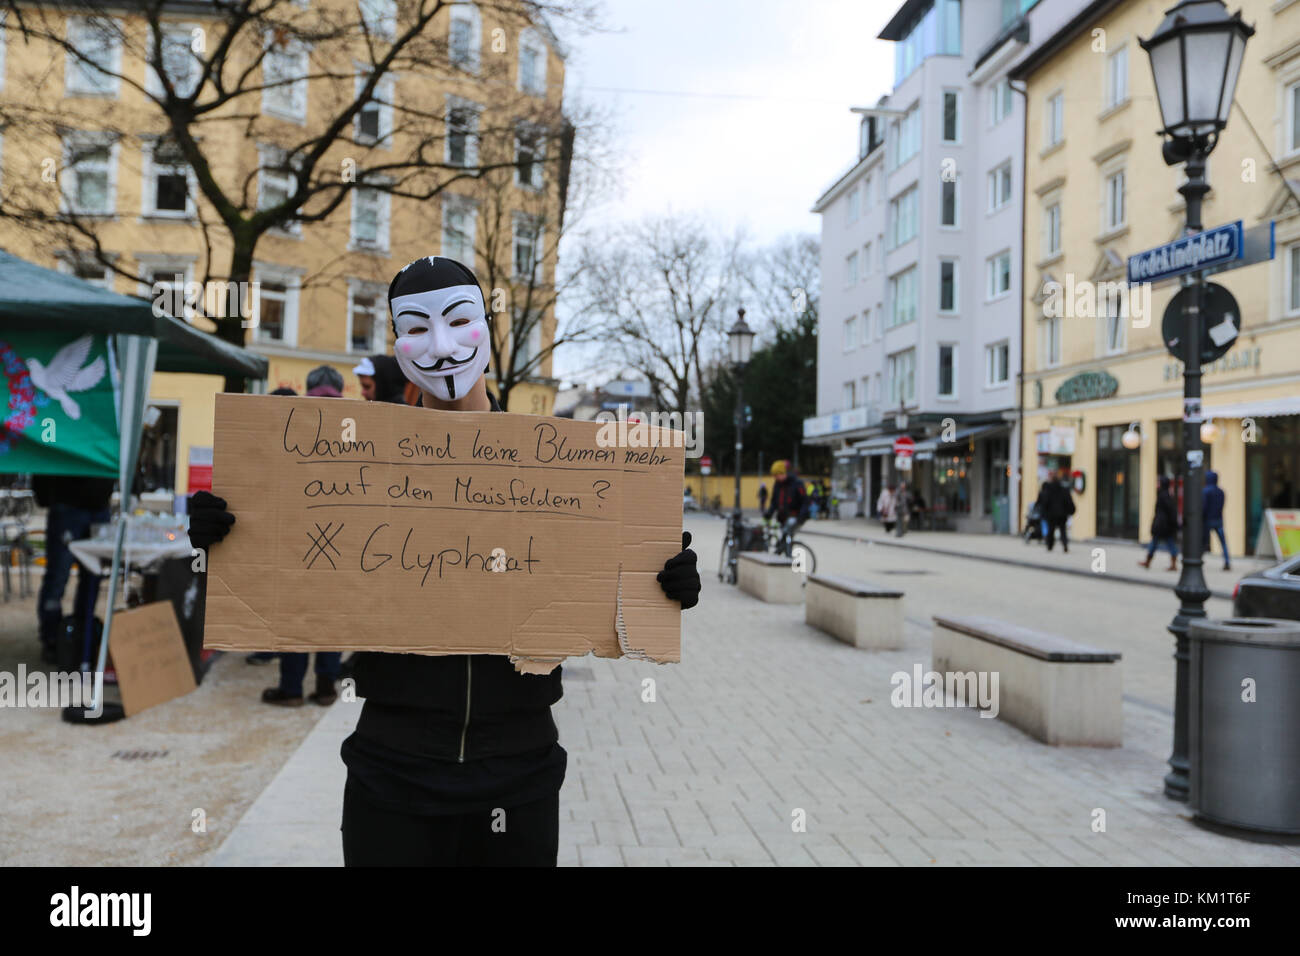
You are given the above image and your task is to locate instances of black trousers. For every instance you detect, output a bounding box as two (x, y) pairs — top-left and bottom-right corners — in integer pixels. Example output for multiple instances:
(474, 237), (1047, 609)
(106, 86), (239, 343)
(341, 783), (559, 867)
(1045, 519), (1069, 552)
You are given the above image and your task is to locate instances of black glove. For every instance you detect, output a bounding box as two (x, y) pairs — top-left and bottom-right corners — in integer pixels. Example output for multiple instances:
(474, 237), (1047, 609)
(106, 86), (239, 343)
(657, 531), (700, 610)
(188, 490), (235, 551)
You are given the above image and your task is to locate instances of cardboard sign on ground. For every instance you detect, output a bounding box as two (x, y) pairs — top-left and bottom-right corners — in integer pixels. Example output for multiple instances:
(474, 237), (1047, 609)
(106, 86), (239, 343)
(110, 601), (198, 716)
(203, 395), (685, 672)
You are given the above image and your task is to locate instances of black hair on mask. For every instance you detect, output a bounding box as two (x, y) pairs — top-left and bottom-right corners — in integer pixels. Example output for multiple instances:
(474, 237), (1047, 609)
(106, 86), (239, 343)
(387, 256), (484, 332)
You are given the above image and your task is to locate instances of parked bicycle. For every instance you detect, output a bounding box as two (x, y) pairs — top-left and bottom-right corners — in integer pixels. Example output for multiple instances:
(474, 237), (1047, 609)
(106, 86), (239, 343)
(764, 516), (817, 573)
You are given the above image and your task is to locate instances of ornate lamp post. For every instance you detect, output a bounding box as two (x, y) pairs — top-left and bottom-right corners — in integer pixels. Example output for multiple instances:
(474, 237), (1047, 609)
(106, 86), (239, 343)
(1140, 0), (1254, 801)
(728, 308), (755, 524)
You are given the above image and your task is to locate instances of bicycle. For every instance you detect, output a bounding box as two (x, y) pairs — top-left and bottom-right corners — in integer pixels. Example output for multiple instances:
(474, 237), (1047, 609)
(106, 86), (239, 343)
(763, 516), (817, 574)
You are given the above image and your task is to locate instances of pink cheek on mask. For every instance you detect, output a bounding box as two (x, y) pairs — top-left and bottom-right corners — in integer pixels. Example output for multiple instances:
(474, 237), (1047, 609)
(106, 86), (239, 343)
(471, 330), (481, 342)
(399, 341), (414, 355)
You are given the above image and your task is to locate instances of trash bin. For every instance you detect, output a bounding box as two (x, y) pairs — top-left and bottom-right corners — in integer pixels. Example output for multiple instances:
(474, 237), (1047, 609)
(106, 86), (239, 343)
(1189, 617), (1300, 834)
(991, 495), (1010, 535)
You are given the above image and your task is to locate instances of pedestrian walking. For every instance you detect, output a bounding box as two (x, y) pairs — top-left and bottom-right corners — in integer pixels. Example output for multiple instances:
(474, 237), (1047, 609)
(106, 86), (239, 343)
(894, 481), (911, 537)
(1037, 469), (1075, 553)
(1140, 476), (1181, 571)
(877, 484), (897, 532)
(758, 482), (768, 515)
(33, 474), (114, 665)
(1202, 470), (1230, 571)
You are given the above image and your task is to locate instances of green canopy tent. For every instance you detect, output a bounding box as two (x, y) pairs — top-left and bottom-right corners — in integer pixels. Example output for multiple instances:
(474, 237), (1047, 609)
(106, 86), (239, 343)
(0, 249), (267, 718)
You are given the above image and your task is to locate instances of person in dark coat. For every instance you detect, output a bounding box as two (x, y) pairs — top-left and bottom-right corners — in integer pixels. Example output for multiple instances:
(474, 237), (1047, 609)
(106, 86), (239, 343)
(1036, 469), (1075, 553)
(1140, 476), (1180, 570)
(33, 475), (114, 664)
(354, 354), (410, 404)
(1202, 470), (1230, 571)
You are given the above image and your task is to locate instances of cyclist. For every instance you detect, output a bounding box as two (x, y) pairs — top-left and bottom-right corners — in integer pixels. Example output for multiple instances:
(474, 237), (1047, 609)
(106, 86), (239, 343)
(763, 460), (809, 549)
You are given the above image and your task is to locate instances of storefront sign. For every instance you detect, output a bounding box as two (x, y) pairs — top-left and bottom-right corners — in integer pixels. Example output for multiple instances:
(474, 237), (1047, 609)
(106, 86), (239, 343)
(1055, 370), (1118, 405)
(1261, 509), (1300, 559)
(1163, 346), (1261, 381)
(1036, 426), (1076, 455)
(803, 405), (872, 439)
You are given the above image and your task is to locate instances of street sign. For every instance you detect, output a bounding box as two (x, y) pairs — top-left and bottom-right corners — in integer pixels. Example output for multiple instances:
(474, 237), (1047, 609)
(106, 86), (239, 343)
(892, 436), (915, 458)
(699, 455), (712, 476)
(1161, 282), (1241, 364)
(1130, 221), (1274, 289)
(895, 455), (913, 471)
(1128, 220), (1243, 285)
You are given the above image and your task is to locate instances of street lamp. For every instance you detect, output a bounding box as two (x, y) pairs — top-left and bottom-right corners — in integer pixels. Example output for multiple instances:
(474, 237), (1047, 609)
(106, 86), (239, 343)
(728, 308), (755, 524)
(1140, 0), (1254, 803)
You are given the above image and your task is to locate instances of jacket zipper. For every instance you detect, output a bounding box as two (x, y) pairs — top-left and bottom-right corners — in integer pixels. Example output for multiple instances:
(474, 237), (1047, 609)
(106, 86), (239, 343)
(458, 657), (472, 763)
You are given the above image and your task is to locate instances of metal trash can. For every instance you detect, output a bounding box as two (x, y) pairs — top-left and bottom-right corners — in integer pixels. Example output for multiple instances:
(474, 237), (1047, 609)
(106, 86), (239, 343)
(1189, 617), (1300, 834)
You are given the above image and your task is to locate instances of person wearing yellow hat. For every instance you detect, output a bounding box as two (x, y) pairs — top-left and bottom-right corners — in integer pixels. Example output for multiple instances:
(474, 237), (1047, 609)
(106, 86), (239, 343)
(764, 459), (807, 527)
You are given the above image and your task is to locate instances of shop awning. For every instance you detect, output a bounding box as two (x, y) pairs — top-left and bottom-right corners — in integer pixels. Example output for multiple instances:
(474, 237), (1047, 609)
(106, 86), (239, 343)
(1203, 397), (1300, 420)
(852, 434), (901, 456)
(911, 424), (1010, 461)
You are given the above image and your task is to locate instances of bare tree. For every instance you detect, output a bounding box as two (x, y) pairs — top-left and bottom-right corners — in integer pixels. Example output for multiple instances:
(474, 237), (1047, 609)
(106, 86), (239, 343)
(0, 0), (597, 389)
(572, 214), (744, 414)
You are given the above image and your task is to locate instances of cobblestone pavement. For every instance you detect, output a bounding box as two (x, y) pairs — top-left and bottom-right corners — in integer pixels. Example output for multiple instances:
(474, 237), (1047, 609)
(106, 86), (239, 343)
(208, 515), (1300, 866)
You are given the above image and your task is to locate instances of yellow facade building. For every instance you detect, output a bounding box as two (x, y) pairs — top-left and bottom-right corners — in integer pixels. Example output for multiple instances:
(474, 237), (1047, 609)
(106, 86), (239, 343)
(1012, 0), (1300, 557)
(0, 0), (565, 493)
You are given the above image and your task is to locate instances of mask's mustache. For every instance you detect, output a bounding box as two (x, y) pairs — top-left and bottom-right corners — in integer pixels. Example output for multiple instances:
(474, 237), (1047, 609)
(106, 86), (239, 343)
(413, 347), (478, 372)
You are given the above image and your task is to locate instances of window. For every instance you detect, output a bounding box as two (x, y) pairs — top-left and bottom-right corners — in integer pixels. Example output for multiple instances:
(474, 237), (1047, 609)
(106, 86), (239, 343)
(61, 135), (117, 215)
(514, 123), (545, 190)
(1043, 201), (1061, 257)
(446, 100), (480, 167)
(1045, 91), (1064, 147)
(1042, 315), (1062, 367)
(863, 241), (873, 275)
(359, 0), (397, 40)
(991, 77), (1013, 126)
(889, 185), (918, 248)
(845, 250), (859, 287)
(942, 90), (960, 142)
(348, 281), (386, 352)
(940, 177), (958, 227)
(442, 195), (476, 263)
(65, 17), (121, 97)
(938, 344), (956, 398)
(887, 349), (916, 405)
(1001, 0), (1035, 26)
(1105, 169), (1126, 231)
(843, 317), (856, 352)
(985, 341), (1010, 385)
(889, 267), (918, 328)
(1104, 298), (1126, 354)
(253, 267), (299, 345)
(1106, 44), (1128, 110)
(355, 73), (394, 146)
(512, 310), (544, 371)
(889, 105), (920, 169)
(513, 215), (542, 279)
(449, 2), (482, 71)
(842, 381), (856, 410)
(58, 256), (114, 290)
(518, 28), (547, 96)
(142, 261), (194, 319)
(847, 186), (860, 225)
(1288, 244), (1300, 313)
(143, 138), (191, 217)
(147, 26), (200, 98)
(863, 307), (873, 342)
(938, 259), (958, 312)
(257, 146), (301, 234)
(351, 186), (390, 251)
(893, 0), (961, 83)
(987, 161), (1012, 211)
(987, 250), (1011, 299)
(263, 36), (308, 120)
(1289, 82), (1300, 154)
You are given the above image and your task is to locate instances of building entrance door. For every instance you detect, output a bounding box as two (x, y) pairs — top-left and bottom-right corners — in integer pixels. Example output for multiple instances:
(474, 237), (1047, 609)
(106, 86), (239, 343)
(1246, 415), (1300, 554)
(1097, 424), (1140, 539)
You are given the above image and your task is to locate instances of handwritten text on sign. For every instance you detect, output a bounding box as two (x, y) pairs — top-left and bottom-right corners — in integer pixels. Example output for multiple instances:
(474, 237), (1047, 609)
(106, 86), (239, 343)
(203, 395), (685, 672)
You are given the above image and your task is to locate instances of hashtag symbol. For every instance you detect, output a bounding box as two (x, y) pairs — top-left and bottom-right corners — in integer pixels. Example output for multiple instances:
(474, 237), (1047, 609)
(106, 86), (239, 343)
(303, 522), (344, 569)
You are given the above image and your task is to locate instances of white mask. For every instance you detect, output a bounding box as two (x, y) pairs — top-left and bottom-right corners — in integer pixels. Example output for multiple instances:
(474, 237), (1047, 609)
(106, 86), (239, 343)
(390, 284), (490, 401)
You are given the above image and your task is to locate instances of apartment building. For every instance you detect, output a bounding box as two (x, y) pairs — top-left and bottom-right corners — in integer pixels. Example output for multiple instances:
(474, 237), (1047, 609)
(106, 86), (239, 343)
(1011, 0), (1300, 556)
(0, 0), (567, 493)
(808, 0), (1069, 532)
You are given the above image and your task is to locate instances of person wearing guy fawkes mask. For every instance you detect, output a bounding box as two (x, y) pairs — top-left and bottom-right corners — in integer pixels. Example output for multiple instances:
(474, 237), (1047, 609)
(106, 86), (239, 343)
(187, 256), (702, 866)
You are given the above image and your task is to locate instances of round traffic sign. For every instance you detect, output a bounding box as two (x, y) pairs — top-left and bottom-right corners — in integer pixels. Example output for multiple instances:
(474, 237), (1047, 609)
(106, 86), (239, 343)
(892, 435), (915, 457)
(1162, 282), (1241, 365)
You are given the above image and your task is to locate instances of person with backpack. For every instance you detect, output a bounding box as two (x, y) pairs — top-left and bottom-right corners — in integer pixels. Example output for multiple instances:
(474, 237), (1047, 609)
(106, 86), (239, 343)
(187, 256), (701, 866)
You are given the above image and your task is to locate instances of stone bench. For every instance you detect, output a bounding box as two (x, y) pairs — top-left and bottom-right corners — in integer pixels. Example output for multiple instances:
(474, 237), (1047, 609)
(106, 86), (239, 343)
(805, 574), (904, 649)
(931, 614), (1122, 747)
(737, 551), (804, 604)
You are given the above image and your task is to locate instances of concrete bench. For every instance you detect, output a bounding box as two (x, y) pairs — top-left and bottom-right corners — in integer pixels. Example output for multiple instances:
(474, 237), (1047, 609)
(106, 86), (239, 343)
(805, 574), (904, 649)
(737, 551), (804, 604)
(931, 614), (1122, 747)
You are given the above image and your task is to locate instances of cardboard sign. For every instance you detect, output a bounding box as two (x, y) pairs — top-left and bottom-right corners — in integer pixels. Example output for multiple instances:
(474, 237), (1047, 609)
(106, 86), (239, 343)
(110, 602), (198, 716)
(203, 395), (685, 672)
(1259, 509), (1300, 560)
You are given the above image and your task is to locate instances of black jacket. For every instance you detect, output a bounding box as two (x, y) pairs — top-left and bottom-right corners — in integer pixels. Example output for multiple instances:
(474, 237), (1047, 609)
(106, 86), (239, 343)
(1151, 489), (1180, 538)
(765, 476), (808, 523)
(1037, 480), (1075, 522)
(348, 391), (563, 761)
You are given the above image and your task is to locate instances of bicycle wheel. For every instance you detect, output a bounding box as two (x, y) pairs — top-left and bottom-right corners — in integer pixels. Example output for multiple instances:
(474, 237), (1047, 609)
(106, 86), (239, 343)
(718, 535), (735, 584)
(790, 540), (817, 574)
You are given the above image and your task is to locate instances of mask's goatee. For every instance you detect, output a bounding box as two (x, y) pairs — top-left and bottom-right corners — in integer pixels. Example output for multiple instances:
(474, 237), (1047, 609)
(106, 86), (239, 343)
(445, 374), (456, 399)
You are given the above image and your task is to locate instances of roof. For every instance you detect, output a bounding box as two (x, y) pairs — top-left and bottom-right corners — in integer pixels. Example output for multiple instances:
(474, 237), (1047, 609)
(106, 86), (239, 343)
(878, 0), (932, 41)
(0, 250), (268, 379)
(1009, 0), (1125, 81)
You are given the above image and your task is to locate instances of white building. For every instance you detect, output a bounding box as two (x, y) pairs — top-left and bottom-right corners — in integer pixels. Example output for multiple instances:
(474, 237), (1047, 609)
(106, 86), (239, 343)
(807, 0), (1075, 532)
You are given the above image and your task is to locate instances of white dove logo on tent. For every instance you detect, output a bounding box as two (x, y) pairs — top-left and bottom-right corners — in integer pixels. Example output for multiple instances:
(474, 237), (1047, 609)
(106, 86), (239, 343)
(27, 335), (107, 421)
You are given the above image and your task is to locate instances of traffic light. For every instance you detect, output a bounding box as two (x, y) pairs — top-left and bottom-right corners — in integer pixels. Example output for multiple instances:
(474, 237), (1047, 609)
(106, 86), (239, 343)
(744, 404), (753, 426)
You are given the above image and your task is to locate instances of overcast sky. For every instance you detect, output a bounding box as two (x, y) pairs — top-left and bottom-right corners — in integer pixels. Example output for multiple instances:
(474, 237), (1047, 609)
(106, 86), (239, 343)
(563, 0), (898, 242)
